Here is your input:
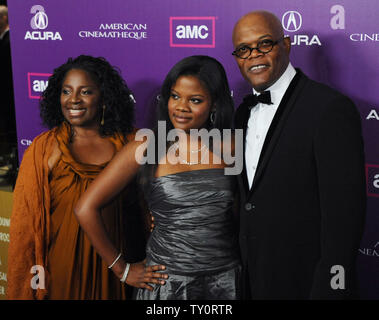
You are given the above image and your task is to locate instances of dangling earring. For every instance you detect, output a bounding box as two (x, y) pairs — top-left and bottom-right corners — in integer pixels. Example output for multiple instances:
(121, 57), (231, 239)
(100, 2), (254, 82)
(68, 123), (75, 143)
(101, 105), (106, 126)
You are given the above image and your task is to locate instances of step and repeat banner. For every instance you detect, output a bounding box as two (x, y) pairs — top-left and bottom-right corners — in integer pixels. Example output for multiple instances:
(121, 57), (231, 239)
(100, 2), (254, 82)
(0, 192), (12, 300)
(4, 0), (379, 299)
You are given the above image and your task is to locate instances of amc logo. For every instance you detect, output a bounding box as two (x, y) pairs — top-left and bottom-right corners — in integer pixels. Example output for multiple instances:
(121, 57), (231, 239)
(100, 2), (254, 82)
(366, 164), (379, 198)
(170, 16), (216, 48)
(28, 72), (51, 99)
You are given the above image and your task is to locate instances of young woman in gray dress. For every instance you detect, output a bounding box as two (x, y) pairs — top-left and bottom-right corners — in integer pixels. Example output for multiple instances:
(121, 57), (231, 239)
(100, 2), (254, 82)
(75, 55), (241, 299)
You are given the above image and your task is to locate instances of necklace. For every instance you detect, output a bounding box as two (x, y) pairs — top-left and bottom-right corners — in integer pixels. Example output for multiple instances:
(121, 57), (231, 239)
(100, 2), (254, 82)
(173, 142), (208, 165)
(190, 144), (206, 153)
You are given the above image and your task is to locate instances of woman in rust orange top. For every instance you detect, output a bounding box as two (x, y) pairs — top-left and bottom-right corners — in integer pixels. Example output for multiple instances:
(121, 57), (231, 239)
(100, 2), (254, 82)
(7, 55), (166, 300)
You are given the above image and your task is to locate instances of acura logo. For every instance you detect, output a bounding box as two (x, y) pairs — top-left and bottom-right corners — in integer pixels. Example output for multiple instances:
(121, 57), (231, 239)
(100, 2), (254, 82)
(282, 10), (302, 32)
(30, 5), (48, 30)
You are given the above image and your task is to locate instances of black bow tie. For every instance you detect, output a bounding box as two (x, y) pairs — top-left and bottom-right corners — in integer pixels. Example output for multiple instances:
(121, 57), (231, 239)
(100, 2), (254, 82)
(242, 91), (272, 110)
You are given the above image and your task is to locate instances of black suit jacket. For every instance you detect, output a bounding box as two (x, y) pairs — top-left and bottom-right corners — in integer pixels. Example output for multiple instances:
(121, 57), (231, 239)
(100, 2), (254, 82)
(0, 29), (16, 145)
(234, 69), (366, 299)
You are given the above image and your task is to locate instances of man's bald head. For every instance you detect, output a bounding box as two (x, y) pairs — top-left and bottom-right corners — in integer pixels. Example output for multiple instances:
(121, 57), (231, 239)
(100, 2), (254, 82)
(0, 5), (9, 32)
(233, 11), (284, 44)
(232, 11), (291, 91)
(0, 5), (7, 16)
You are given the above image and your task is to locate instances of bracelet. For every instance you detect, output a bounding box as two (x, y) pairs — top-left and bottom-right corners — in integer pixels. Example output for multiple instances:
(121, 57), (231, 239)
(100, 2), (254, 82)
(120, 263), (131, 283)
(108, 253), (122, 269)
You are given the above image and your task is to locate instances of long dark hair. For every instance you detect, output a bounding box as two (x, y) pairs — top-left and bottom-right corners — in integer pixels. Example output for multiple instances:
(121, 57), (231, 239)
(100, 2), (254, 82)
(39, 55), (135, 136)
(157, 55), (234, 131)
(139, 55), (234, 188)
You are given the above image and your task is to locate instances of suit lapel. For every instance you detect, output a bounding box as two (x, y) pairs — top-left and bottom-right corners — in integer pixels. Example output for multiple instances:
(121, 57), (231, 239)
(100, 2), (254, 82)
(234, 101), (251, 193)
(248, 70), (307, 196)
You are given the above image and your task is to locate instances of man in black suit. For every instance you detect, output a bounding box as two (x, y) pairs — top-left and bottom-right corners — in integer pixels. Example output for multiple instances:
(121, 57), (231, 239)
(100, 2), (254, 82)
(0, 5), (11, 111)
(0, 4), (17, 171)
(232, 11), (366, 299)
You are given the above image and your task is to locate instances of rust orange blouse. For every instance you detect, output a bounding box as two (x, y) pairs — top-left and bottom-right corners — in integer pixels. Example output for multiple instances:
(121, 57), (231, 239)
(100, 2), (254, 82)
(7, 123), (146, 299)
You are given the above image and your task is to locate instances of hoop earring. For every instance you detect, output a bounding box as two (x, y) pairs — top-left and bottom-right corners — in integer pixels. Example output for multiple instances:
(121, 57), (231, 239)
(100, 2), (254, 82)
(101, 105), (106, 126)
(129, 94), (136, 103)
(210, 111), (215, 125)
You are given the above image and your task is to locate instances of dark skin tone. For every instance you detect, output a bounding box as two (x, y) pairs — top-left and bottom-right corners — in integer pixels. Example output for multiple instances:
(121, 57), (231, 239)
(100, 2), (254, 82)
(0, 9), (8, 35)
(75, 75), (234, 290)
(49, 68), (167, 290)
(232, 11), (291, 92)
(157, 75), (225, 176)
(48, 69), (116, 170)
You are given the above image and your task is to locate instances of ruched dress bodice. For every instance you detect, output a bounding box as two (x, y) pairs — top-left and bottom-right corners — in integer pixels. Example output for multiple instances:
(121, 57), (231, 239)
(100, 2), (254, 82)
(137, 168), (241, 300)
(145, 168), (240, 274)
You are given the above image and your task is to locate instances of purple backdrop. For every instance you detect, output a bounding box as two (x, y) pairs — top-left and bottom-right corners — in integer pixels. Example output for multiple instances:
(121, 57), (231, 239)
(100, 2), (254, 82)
(7, 0), (379, 299)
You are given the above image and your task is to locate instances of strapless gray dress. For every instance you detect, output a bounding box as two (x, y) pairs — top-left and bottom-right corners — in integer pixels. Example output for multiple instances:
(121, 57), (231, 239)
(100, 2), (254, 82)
(136, 168), (241, 300)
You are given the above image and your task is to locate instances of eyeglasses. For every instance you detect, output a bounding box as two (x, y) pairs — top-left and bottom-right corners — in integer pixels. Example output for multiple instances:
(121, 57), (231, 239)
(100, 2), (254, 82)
(232, 38), (285, 59)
